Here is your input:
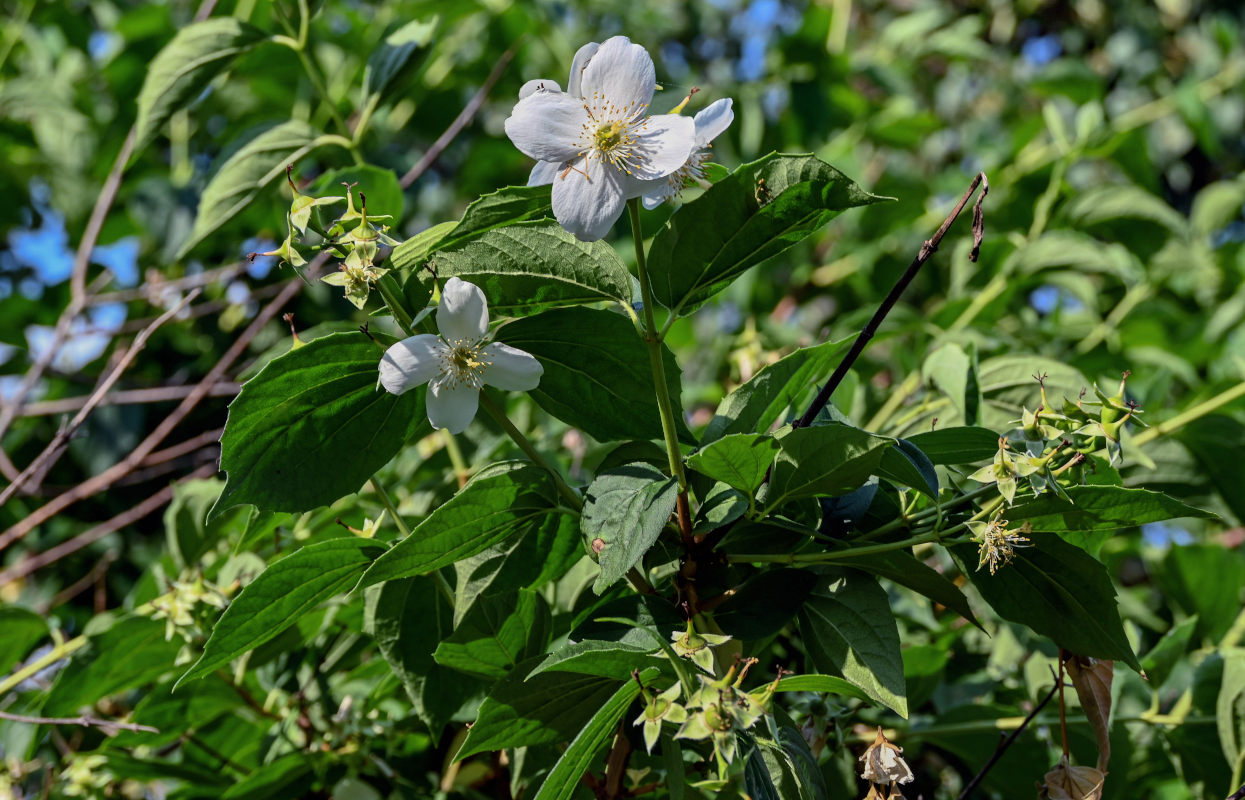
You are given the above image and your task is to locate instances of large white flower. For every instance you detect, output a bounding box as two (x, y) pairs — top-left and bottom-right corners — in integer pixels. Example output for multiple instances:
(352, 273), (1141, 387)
(504, 36), (696, 241)
(378, 277), (542, 434)
(640, 97), (734, 209)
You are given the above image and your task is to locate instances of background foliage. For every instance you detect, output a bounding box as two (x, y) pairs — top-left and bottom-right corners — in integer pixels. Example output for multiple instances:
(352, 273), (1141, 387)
(2, 0), (1244, 798)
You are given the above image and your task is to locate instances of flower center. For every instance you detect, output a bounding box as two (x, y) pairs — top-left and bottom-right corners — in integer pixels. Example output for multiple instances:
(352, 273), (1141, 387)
(574, 91), (649, 176)
(439, 338), (489, 390)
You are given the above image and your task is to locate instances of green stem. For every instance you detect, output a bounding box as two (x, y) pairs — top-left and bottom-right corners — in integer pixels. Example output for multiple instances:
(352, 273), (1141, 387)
(371, 478), (455, 606)
(855, 484), (998, 541)
(479, 392), (581, 511)
(271, 18), (358, 153)
(0, 634), (87, 696)
(374, 272), (415, 335)
(1133, 380), (1245, 447)
(727, 529), (964, 565)
(628, 200), (688, 494)
(440, 429), (470, 488)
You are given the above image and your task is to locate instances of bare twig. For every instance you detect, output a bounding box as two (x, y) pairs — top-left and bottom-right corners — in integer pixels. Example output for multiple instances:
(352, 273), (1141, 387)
(956, 678), (1060, 799)
(0, 467), (213, 587)
(0, 291), (199, 506)
(399, 42), (520, 189)
(86, 262), (245, 307)
(0, 710), (158, 736)
(139, 427), (225, 468)
(18, 384), (239, 418)
(796, 172), (989, 429)
(43, 551), (117, 612)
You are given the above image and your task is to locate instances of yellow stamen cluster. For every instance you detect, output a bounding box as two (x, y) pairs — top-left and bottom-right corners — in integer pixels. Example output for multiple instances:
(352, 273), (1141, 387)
(573, 90), (650, 177)
(976, 518), (1032, 575)
(439, 338), (491, 390)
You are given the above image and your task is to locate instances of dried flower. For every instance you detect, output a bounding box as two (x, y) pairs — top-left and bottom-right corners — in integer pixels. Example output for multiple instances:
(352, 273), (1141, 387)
(859, 727), (914, 786)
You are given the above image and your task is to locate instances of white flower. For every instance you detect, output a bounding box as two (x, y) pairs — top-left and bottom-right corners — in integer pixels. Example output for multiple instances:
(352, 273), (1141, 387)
(378, 277), (542, 434)
(504, 36), (696, 241)
(518, 41), (600, 186)
(641, 97), (734, 209)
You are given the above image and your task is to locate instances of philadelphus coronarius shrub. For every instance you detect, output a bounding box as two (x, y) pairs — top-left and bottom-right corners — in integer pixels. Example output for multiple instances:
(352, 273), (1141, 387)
(20, 17), (1227, 800)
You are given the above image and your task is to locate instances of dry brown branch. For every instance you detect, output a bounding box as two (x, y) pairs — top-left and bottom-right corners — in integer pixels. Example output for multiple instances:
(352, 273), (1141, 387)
(0, 710), (158, 736)
(0, 291), (199, 506)
(0, 463), (215, 588)
(87, 261), (245, 307)
(42, 551), (118, 612)
(399, 42), (519, 189)
(139, 427), (225, 468)
(0, 262), (319, 553)
(18, 384), (239, 419)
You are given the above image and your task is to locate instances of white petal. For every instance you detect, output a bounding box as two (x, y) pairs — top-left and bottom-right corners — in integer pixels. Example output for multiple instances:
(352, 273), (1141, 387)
(551, 156), (628, 241)
(628, 113), (696, 180)
(481, 342), (543, 391)
(579, 36), (655, 112)
(566, 42), (600, 98)
(518, 78), (561, 99)
(693, 98), (734, 146)
(640, 185), (669, 209)
(438, 277), (489, 341)
(504, 93), (590, 164)
(426, 380), (479, 434)
(528, 160), (561, 187)
(379, 334), (445, 395)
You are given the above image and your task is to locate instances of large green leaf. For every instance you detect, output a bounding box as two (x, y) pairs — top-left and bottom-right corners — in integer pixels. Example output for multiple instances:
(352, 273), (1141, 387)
(361, 18), (437, 100)
(44, 616), (184, 716)
(416, 220), (633, 315)
(364, 577), (481, 739)
(687, 433), (780, 497)
(532, 678), (645, 800)
(179, 120), (334, 258)
(0, 607), (47, 675)
(178, 537), (383, 685)
(453, 512), (580, 625)
(433, 590), (551, 679)
(310, 165), (405, 223)
(390, 185), (553, 272)
(1003, 486), (1214, 532)
(796, 568), (907, 716)
(830, 548), (980, 628)
(530, 640), (669, 681)
(715, 568), (818, 640)
(495, 307), (693, 444)
(647, 153), (885, 313)
(702, 339), (851, 444)
(456, 662), (620, 760)
(108, 676), (239, 748)
(581, 462), (678, 594)
(774, 674), (870, 701)
(212, 332), (428, 517)
(953, 535), (1141, 669)
(904, 426), (999, 465)
(358, 462), (561, 588)
(133, 18), (266, 156)
(765, 425), (894, 508)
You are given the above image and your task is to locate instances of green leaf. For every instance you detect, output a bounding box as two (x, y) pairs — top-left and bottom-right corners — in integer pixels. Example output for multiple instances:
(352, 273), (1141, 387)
(165, 478), (245, 568)
(390, 185), (553, 272)
(495, 307), (693, 444)
(179, 120), (333, 258)
(647, 153), (885, 312)
(0, 607), (47, 675)
(532, 678), (645, 800)
(108, 676), (239, 748)
(133, 18), (266, 156)
(530, 640), (669, 681)
(1178, 414), (1245, 523)
(904, 426), (998, 465)
(1065, 185), (1188, 235)
(766, 425), (894, 507)
(703, 339), (851, 444)
(952, 535), (1141, 669)
(1141, 616), (1198, 687)
(310, 165), (405, 223)
(1003, 486), (1215, 532)
(877, 439), (938, 496)
(422, 220), (633, 315)
(212, 333), (428, 517)
(453, 512), (580, 625)
(178, 537), (383, 686)
(774, 674), (871, 701)
(796, 568), (907, 716)
(582, 463), (679, 594)
(923, 343), (973, 422)
(568, 593), (685, 649)
(364, 577), (481, 739)
(44, 616), (183, 716)
(359, 462), (560, 588)
(456, 662), (621, 760)
(1154, 545), (1245, 643)
(1216, 648), (1245, 771)
(687, 433), (779, 497)
(715, 568), (818, 640)
(829, 548), (980, 628)
(434, 590), (552, 679)
(361, 18), (437, 100)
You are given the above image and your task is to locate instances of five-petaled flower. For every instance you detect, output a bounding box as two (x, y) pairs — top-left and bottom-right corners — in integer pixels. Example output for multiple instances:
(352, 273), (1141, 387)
(378, 277), (542, 434)
(504, 35), (697, 241)
(641, 97), (734, 208)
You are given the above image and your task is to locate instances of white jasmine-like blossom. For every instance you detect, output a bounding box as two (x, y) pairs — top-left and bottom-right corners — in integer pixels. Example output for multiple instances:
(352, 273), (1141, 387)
(378, 277), (542, 434)
(518, 41), (600, 187)
(641, 97), (734, 208)
(504, 36), (696, 241)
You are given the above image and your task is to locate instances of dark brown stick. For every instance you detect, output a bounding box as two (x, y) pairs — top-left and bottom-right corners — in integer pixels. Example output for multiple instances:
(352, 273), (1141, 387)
(18, 384), (239, 418)
(795, 172), (988, 429)
(399, 42), (519, 189)
(956, 677), (1059, 800)
(1226, 782), (1245, 800)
